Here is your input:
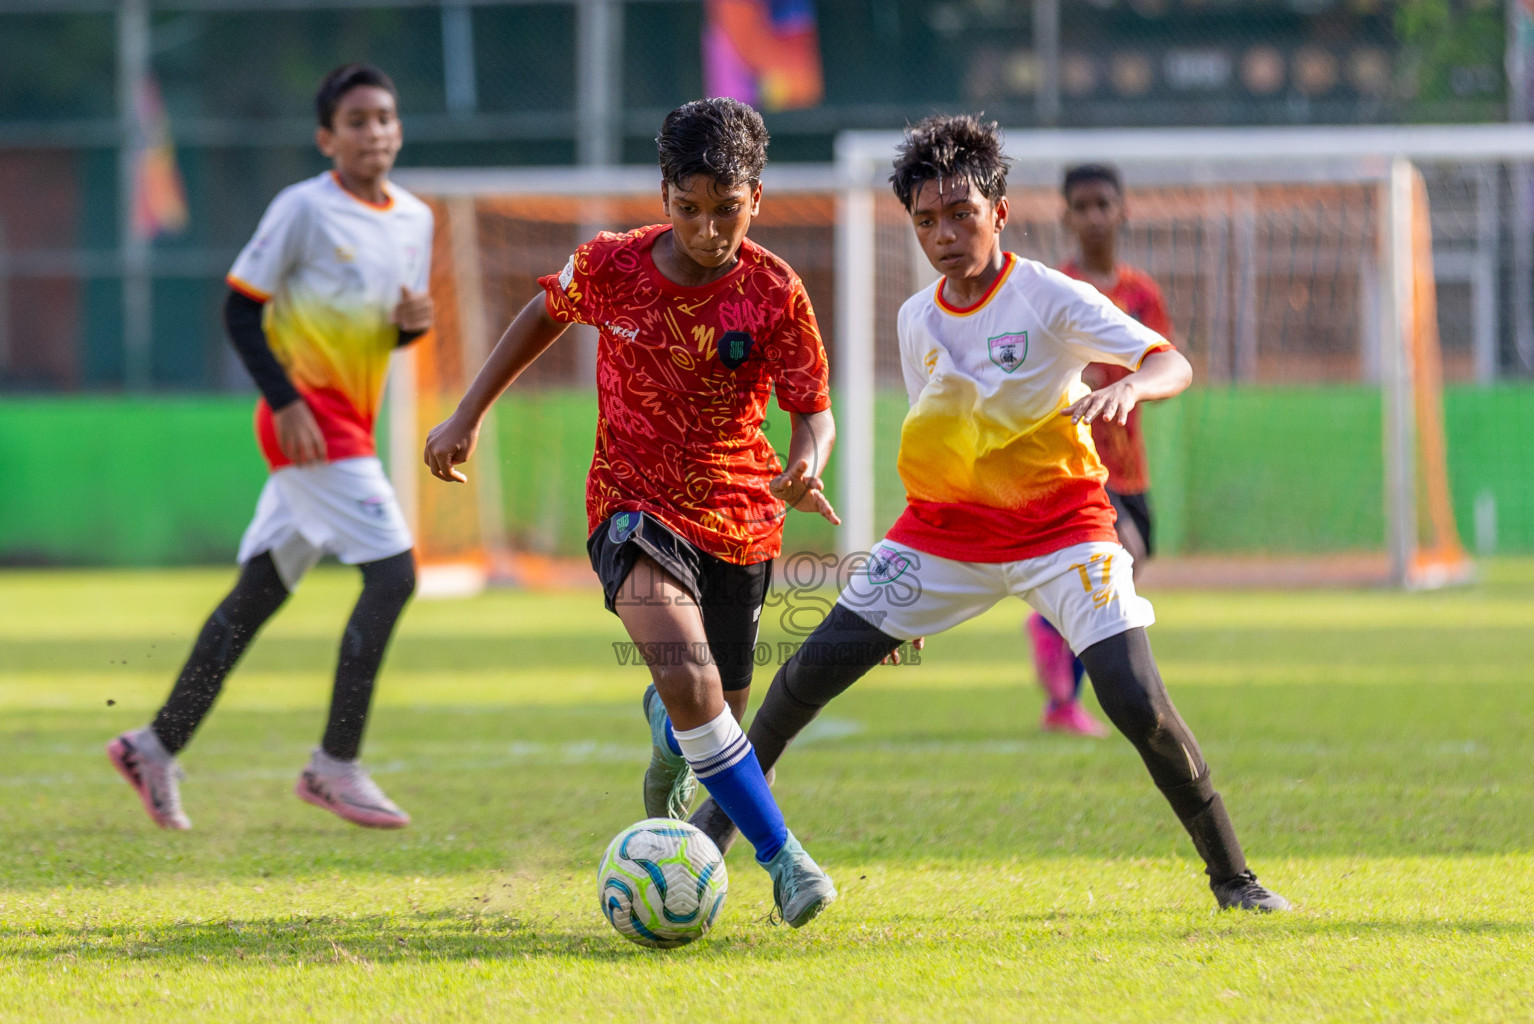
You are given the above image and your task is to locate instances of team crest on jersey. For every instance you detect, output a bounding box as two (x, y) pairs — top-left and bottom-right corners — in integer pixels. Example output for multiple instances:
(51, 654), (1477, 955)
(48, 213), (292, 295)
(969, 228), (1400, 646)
(988, 331), (1029, 373)
(609, 511), (641, 544)
(719, 331), (755, 369)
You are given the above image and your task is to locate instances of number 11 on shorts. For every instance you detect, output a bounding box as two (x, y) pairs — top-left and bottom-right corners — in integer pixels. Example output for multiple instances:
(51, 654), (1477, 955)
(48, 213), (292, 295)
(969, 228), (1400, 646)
(1069, 553), (1118, 610)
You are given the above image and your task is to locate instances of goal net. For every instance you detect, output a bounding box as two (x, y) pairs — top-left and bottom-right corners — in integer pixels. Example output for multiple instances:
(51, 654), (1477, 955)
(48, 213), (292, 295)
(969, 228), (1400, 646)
(395, 126), (1534, 593)
(389, 165), (844, 595)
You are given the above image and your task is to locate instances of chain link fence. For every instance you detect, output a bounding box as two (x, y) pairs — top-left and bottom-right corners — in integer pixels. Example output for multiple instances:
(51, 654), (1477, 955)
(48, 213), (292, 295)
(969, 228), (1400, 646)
(0, 0), (1515, 392)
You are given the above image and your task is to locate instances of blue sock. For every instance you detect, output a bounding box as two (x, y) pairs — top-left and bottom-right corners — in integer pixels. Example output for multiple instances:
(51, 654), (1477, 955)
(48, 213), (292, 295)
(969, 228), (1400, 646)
(700, 748), (787, 863)
(673, 710), (788, 863)
(1071, 656), (1087, 701)
(663, 718), (680, 757)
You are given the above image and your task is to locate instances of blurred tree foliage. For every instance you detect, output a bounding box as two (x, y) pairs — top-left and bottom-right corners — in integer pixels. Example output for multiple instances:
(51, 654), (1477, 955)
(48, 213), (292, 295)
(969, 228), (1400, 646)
(1394, 0), (1506, 118)
(0, 14), (115, 120)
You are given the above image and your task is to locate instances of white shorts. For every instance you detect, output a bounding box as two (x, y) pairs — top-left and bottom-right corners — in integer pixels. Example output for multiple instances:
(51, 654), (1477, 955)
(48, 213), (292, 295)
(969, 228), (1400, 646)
(836, 538), (1155, 654)
(237, 456), (413, 589)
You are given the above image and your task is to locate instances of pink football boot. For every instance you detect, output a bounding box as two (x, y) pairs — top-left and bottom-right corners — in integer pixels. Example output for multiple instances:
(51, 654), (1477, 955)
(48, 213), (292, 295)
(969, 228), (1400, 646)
(106, 727), (192, 830)
(1027, 614), (1110, 738)
(295, 748), (410, 829)
(1041, 700), (1112, 738)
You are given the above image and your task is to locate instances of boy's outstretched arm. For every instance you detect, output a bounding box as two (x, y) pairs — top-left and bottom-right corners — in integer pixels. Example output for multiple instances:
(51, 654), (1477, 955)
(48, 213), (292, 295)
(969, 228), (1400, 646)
(770, 409), (839, 524)
(423, 296), (569, 482)
(1062, 347), (1192, 427)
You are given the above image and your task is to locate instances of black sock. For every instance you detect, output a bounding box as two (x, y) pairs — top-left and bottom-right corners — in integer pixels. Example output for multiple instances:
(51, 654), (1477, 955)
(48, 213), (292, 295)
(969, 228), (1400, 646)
(747, 603), (901, 772)
(150, 553), (289, 754)
(320, 550), (415, 761)
(1161, 783), (1247, 883)
(1079, 628), (1248, 881)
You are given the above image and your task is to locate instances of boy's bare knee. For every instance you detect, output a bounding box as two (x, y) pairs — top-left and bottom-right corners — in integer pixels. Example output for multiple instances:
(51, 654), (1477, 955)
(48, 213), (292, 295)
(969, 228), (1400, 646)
(648, 658), (718, 706)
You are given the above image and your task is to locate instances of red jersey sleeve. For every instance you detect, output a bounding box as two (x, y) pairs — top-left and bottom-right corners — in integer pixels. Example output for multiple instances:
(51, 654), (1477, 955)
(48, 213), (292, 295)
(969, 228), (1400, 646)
(765, 278), (831, 414)
(1077, 265), (1171, 495)
(538, 235), (609, 326)
(1136, 276), (1172, 342)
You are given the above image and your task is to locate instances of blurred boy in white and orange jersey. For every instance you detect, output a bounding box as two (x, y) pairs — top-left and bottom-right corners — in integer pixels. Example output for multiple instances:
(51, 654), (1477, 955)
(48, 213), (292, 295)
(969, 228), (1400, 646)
(107, 64), (431, 833)
(690, 114), (1290, 913)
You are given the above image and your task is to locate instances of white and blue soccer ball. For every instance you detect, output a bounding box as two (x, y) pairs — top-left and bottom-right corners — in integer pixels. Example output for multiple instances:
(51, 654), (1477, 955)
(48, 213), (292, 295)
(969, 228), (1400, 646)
(597, 818), (728, 949)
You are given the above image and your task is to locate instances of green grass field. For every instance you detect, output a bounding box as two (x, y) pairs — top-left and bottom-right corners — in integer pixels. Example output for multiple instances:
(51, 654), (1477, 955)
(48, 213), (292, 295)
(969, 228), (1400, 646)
(2, 563), (1533, 1022)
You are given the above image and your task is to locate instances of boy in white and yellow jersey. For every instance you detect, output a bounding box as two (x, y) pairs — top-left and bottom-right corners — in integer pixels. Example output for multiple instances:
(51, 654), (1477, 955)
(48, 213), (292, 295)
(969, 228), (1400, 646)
(690, 114), (1289, 913)
(106, 64), (430, 833)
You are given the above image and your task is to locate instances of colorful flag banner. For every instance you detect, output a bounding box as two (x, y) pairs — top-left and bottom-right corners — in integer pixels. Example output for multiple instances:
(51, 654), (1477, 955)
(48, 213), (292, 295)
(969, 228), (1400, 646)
(130, 74), (189, 241)
(703, 0), (823, 111)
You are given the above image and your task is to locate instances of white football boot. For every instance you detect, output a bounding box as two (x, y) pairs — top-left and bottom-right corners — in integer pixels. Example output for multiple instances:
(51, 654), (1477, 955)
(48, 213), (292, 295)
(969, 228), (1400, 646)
(106, 726), (191, 830)
(294, 748), (410, 829)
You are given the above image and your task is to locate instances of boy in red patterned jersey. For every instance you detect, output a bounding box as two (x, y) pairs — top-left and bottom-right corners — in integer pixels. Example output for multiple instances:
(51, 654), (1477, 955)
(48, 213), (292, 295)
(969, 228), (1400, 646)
(1028, 163), (1172, 738)
(424, 98), (839, 929)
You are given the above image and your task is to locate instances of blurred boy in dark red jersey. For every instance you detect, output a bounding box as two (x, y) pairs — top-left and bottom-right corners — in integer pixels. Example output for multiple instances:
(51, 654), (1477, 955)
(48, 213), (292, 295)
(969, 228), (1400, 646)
(1029, 163), (1172, 738)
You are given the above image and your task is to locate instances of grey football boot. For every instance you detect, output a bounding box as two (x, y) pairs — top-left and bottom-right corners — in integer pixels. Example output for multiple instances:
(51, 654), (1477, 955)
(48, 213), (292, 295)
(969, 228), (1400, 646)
(1211, 870), (1291, 912)
(764, 829), (837, 927)
(642, 684), (697, 819)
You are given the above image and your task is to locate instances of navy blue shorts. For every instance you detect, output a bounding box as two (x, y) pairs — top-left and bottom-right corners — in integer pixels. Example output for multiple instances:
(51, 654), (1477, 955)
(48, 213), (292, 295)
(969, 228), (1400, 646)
(587, 511), (771, 692)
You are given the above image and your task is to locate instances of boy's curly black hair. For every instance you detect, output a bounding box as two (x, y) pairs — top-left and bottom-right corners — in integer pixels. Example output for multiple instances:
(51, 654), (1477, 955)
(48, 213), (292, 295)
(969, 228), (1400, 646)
(1062, 163), (1123, 199)
(315, 63), (397, 129)
(656, 98), (770, 192)
(890, 114), (1010, 212)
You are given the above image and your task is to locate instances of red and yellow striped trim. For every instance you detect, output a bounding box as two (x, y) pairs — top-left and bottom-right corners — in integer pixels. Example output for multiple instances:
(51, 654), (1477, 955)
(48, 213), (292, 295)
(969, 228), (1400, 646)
(1134, 342), (1173, 369)
(330, 170), (394, 211)
(225, 274), (270, 303)
(935, 252), (1016, 317)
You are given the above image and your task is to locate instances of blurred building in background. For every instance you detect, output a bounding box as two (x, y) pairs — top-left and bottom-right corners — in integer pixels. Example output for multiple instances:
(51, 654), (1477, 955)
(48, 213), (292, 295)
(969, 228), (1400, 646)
(0, 0), (1517, 394)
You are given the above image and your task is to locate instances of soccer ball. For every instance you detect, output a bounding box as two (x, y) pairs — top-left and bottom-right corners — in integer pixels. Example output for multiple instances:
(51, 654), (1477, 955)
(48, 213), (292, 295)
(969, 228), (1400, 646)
(597, 818), (728, 949)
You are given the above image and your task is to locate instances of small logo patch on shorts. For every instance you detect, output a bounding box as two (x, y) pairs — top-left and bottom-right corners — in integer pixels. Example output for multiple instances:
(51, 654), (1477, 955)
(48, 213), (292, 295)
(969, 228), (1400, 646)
(867, 549), (914, 585)
(609, 512), (641, 544)
(358, 496), (391, 521)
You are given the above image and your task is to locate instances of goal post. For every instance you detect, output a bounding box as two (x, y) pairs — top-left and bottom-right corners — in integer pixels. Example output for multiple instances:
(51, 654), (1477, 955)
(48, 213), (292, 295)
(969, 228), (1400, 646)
(832, 124), (1534, 588)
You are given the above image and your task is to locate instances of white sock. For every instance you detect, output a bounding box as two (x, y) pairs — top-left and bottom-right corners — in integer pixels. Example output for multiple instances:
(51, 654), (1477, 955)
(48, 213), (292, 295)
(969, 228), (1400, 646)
(672, 708), (751, 780)
(310, 747), (355, 771)
(133, 725), (171, 759)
